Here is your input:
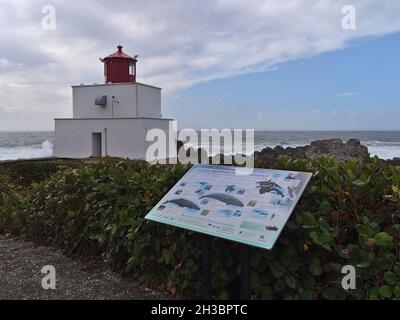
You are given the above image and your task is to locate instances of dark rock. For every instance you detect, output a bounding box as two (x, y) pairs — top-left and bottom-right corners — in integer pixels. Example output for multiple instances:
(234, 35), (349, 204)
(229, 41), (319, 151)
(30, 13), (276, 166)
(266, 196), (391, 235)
(255, 138), (369, 164)
(307, 139), (369, 161)
(177, 140), (184, 154)
(387, 157), (400, 166)
(177, 138), (398, 165)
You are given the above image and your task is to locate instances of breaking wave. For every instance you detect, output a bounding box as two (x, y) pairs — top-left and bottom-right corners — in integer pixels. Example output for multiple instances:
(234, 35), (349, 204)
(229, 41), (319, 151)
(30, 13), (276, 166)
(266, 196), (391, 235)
(0, 140), (53, 161)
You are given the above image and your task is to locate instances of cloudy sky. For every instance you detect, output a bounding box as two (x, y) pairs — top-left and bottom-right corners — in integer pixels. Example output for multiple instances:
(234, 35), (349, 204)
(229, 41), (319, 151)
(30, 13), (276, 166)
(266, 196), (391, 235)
(1, 0), (400, 130)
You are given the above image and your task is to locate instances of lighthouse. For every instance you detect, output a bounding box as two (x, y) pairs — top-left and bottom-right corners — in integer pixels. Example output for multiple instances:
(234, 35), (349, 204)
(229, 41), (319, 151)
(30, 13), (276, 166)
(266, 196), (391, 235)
(53, 45), (173, 160)
(101, 45), (138, 83)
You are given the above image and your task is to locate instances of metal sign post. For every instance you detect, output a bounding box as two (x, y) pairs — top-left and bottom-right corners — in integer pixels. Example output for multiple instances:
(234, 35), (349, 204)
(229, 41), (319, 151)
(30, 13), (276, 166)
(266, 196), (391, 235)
(201, 235), (212, 300)
(240, 245), (251, 300)
(201, 238), (252, 300)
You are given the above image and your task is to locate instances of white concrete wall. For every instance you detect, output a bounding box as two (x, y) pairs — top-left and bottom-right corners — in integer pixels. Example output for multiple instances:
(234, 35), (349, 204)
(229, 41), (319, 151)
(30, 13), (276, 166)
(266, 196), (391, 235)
(54, 118), (172, 160)
(137, 84), (162, 118)
(72, 83), (161, 119)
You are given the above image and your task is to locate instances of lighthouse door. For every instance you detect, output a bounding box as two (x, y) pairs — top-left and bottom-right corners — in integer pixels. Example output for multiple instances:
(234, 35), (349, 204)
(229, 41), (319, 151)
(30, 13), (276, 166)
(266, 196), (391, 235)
(92, 132), (102, 157)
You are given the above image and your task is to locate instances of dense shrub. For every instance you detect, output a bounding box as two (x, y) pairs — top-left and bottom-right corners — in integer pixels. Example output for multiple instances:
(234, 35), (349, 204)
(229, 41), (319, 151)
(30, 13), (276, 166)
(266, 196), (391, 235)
(0, 159), (81, 185)
(0, 176), (24, 234)
(0, 157), (399, 299)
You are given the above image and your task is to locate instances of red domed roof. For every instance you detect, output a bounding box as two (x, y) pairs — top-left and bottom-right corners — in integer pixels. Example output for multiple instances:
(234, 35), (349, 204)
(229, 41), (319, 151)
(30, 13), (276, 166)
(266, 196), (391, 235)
(103, 45), (136, 60)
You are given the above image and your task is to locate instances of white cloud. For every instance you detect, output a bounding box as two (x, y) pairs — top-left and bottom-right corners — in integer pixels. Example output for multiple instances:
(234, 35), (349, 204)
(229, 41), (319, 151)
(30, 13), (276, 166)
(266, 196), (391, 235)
(0, 0), (400, 130)
(0, 58), (24, 70)
(336, 92), (357, 97)
(0, 105), (63, 131)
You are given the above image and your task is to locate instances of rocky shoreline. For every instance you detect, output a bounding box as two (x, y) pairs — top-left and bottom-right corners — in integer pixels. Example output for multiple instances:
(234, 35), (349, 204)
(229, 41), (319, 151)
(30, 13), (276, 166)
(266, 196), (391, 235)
(0, 139), (399, 166)
(254, 138), (400, 165)
(255, 138), (369, 163)
(179, 138), (400, 165)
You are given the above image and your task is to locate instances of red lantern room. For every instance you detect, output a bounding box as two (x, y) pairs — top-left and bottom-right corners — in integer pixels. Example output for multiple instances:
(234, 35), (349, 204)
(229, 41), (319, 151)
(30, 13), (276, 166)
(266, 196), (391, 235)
(100, 45), (138, 84)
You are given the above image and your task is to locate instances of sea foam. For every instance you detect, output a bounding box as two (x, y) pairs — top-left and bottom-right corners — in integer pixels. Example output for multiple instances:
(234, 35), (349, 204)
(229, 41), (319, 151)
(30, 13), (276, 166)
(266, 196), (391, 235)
(0, 140), (53, 161)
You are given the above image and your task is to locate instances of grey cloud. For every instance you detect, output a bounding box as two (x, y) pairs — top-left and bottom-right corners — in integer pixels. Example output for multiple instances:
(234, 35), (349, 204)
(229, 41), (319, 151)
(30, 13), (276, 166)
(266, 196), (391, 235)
(0, 105), (67, 131)
(1, 0), (400, 129)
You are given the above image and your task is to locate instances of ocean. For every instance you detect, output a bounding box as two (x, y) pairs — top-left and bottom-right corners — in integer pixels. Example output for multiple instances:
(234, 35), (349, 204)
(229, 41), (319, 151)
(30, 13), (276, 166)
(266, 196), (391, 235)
(0, 131), (400, 161)
(0, 132), (54, 161)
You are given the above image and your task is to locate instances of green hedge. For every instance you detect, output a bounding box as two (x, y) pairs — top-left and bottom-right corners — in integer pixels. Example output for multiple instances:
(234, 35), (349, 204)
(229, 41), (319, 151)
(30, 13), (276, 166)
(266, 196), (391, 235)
(0, 157), (400, 299)
(0, 159), (81, 185)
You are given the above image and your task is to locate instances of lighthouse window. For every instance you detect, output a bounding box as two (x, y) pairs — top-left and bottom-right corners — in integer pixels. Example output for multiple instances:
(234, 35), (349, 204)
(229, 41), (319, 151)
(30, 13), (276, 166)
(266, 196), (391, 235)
(129, 63), (135, 75)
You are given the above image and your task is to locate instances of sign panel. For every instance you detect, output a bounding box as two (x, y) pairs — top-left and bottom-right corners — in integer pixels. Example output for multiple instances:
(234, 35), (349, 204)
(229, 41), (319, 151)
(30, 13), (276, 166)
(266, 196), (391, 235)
(145, 164), (312, 250)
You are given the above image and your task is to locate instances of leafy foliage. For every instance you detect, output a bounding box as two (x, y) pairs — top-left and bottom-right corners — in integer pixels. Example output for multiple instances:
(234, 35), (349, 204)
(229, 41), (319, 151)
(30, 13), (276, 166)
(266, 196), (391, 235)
(0, 156), (399, 299)
(0, 159), (81, 185)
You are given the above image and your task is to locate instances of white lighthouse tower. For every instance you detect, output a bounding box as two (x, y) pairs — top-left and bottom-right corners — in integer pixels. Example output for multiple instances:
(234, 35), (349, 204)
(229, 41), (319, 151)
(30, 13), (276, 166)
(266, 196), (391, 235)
(53, 45), (173, 159)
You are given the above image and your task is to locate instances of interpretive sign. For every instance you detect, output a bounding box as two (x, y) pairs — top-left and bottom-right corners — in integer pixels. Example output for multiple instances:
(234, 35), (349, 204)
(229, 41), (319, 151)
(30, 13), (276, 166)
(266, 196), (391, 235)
(145, 164), (312, 250)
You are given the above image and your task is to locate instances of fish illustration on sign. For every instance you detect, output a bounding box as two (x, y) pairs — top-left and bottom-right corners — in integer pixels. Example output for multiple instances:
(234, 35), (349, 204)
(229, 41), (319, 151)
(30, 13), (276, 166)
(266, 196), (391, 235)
(225, 185), (236, 193)
(266, 225), (279, 231)
(256, 180), (285, 197)
(287, 186), (295, 198)
(163, 198), (200, 210)
(217, 209), (242, 217)
(195, 182), (212, 195)
(200, 193), (244, 207)
(285, 173), (298, 180)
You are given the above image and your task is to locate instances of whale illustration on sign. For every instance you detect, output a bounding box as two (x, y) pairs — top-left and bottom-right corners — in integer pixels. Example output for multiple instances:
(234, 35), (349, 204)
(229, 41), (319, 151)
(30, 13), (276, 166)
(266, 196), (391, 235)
(163, 198), (200, 210)
(199, 193), (244, 207)
(256, 180), (285, 197)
